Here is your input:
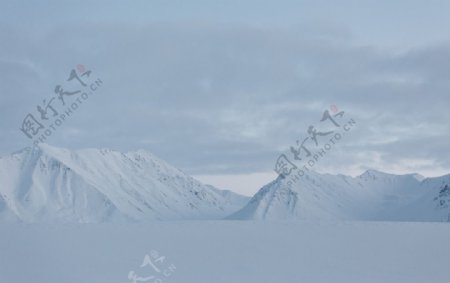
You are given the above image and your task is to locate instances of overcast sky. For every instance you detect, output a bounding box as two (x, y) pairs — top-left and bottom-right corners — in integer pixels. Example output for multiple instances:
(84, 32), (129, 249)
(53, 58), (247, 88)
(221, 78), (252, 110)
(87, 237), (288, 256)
(1, 0), (450, 195)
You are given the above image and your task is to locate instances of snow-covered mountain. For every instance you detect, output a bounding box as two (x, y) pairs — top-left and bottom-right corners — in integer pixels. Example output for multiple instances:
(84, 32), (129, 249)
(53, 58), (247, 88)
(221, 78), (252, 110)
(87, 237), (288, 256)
(229, 169), (450, 222)
(0, 144), (249, 223)
(3, 144), (448, 223)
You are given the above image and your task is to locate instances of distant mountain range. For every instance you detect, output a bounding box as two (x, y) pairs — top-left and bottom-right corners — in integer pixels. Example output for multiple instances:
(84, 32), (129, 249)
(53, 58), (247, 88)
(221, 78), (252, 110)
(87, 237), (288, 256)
(0, 144), (249, 222)
(1, 144), (449, 223)
(229, 169), (450, 222)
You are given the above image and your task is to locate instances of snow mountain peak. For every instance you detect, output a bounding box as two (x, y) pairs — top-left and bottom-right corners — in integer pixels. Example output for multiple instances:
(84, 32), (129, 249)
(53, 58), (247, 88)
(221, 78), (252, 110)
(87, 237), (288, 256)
(0, 144), (249, 223)
(231, 169), (450, 222)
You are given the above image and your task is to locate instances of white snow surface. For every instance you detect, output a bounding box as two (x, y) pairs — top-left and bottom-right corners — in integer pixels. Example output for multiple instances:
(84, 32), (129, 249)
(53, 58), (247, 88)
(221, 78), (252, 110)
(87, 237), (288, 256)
(0, 221), (449, 283)
(0, 144), (249, 222)
(229, 170), (450, 222)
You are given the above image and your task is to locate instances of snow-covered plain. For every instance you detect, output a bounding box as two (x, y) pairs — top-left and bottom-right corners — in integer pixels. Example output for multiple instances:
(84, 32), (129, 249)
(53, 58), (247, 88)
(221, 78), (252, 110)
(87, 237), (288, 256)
(1, 221), (450, 283)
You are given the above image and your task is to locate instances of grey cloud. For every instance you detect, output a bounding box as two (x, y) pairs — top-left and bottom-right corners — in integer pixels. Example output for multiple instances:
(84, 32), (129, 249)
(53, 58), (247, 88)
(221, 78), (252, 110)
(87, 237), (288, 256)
(0, 21), (449, 176)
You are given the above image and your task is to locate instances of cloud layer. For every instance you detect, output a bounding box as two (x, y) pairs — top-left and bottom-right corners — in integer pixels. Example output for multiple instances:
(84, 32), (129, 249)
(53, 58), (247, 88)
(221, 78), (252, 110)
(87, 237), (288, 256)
(1, 2), (450, 195)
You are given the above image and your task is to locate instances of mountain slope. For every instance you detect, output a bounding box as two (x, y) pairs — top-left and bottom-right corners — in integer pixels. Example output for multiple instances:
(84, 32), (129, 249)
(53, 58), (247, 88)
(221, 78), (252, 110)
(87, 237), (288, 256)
(229, 170), (450, 222)
(0, 144), (249, 222)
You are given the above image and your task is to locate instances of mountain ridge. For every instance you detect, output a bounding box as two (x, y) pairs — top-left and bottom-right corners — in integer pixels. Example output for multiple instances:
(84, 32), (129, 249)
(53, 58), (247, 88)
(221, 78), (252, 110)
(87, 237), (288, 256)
(0, 144), (249, 223)
(229, 169), (450, 222)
